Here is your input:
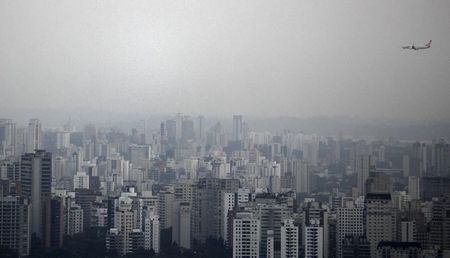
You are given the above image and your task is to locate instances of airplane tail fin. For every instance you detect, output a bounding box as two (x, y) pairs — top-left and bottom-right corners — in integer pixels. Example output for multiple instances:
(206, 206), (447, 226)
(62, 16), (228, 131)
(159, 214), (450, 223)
(426, 40), (432, 47)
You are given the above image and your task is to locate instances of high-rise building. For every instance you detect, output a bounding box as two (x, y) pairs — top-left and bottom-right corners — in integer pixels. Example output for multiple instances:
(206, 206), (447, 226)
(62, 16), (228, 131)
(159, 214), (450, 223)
(256, 202), (289, 258)
(25, 119), (42, 153)
(158, 189), (174, 230)
(165, 120), (177, 145)
(365, 172), (392, 194)
(56, 131), (71, 149)
(177, 203), (191, 249)
(341, 235), (370, 258)
(192, 178), (240, 243)
(233, 115), (243, 142)
(0, 119), (16, 158)
(302, 201), (329, 258)
(43, 196), (64, 248)
(111, 196), (137, 256)
(408, 176), (420, 200)
(196, 116), (205, 141)
(143, 208), (160, 253)
(430, 140), (449, 177)
(172, 181), (194, 248)
(364, 193), (397, 255)
(67, 202), (84, 236)
(356, 154), (373, 196)
(233, 212), (260, 258)
(304, 219), (324, 258)
(73, 171), (89, 190)
(429, 194), (450, 250)
(181, 117), (195, 141)
(75, 188), (100, 231)
(376, 242), (422, 258)
(400, 220), (416, 242)
(295, 161), (310, 194)
(267, 230), (274, 258)
(21, 150), (52, 240)
(223, 192), (236, 244)
(0, 196), (31, 257)
(336, 199), (364, 258)
(280, 219), (298, 258)
(128, 144), (151, 169)
(419, 177), (450, 200)
(1, 160), (20, 182)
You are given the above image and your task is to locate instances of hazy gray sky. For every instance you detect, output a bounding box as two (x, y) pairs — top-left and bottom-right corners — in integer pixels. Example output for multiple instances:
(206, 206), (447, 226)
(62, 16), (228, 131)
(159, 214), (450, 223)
(1, 0), (449, 120)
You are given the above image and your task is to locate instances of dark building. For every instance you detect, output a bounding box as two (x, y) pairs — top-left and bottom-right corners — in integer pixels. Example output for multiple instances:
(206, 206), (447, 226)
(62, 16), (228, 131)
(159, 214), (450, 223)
(43, 196), (64, 248)
(430, 140), (449, 177)
(130, 230), (145, 253)
(420, 177), (450, 200)
(192, 178), (240, 243)
(75, 188), (100, 231)
(342, 235), (370, 258)
(21, 150), (52, 241)
(376, 241), (422, 258)
(0, 196), (31, 256)
(429, 194), (450, 251)
(89, 176), (101, 192)
(328, 216), (337, 258)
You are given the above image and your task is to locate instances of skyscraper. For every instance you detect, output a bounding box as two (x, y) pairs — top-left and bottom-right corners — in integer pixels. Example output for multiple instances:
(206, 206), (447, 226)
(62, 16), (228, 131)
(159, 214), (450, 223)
(181, 117), (195, 141)
(431, 140), (449, 177)
(0, 196), (31, 256)
(295, 161), (310, 194)
(429, 194), (450, 250)
(165, 120), (176, 145)
(364, 193), (397, 255)
(192, 178), (240, 243)
(356, 154), (373, 196)
(304, 219), (324, 258)
(0, 119), (16, 158)
(280, 219), (299, 258)
(21, 150), (52, 240)
(233, 115), (243, 142)
(25, 119), (42, 153)
(336, 199), (364, 258)
(196, 115), (205, 141)
(233, 212), (260, 258)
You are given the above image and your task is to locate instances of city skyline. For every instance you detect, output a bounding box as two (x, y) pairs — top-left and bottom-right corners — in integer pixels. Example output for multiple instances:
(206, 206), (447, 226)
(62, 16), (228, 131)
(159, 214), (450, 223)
(1, 1), (450, 257)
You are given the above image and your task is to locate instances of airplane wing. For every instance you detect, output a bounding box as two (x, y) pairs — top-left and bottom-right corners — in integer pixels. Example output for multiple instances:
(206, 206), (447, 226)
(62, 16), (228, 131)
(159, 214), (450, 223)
(402, 46), (410, 49)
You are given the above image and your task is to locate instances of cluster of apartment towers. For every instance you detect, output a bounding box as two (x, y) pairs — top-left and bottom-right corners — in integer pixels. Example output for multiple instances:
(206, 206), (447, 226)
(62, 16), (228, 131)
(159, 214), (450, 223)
(0, 116), (450, 258)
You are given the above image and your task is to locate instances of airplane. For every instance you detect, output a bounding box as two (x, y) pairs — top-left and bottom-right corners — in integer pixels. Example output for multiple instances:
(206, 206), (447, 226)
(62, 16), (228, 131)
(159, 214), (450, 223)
(402, 40), (432, 50)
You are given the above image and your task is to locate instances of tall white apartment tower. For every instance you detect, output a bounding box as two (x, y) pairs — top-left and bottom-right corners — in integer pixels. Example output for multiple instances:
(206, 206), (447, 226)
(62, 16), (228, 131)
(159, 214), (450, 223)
(281, 219), (299, 258)
(304, 219), (324, 258)
(267, 230), (274, 258)
(144, 209), (160, 253)
(223, 192), (236, 244)
(233, 212), (260, 258)
(26, 119), (42, 153)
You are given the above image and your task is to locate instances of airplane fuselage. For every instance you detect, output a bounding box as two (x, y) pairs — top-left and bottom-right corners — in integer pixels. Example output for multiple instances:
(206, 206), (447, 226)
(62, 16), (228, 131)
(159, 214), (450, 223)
(402, 40), (432, 50)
